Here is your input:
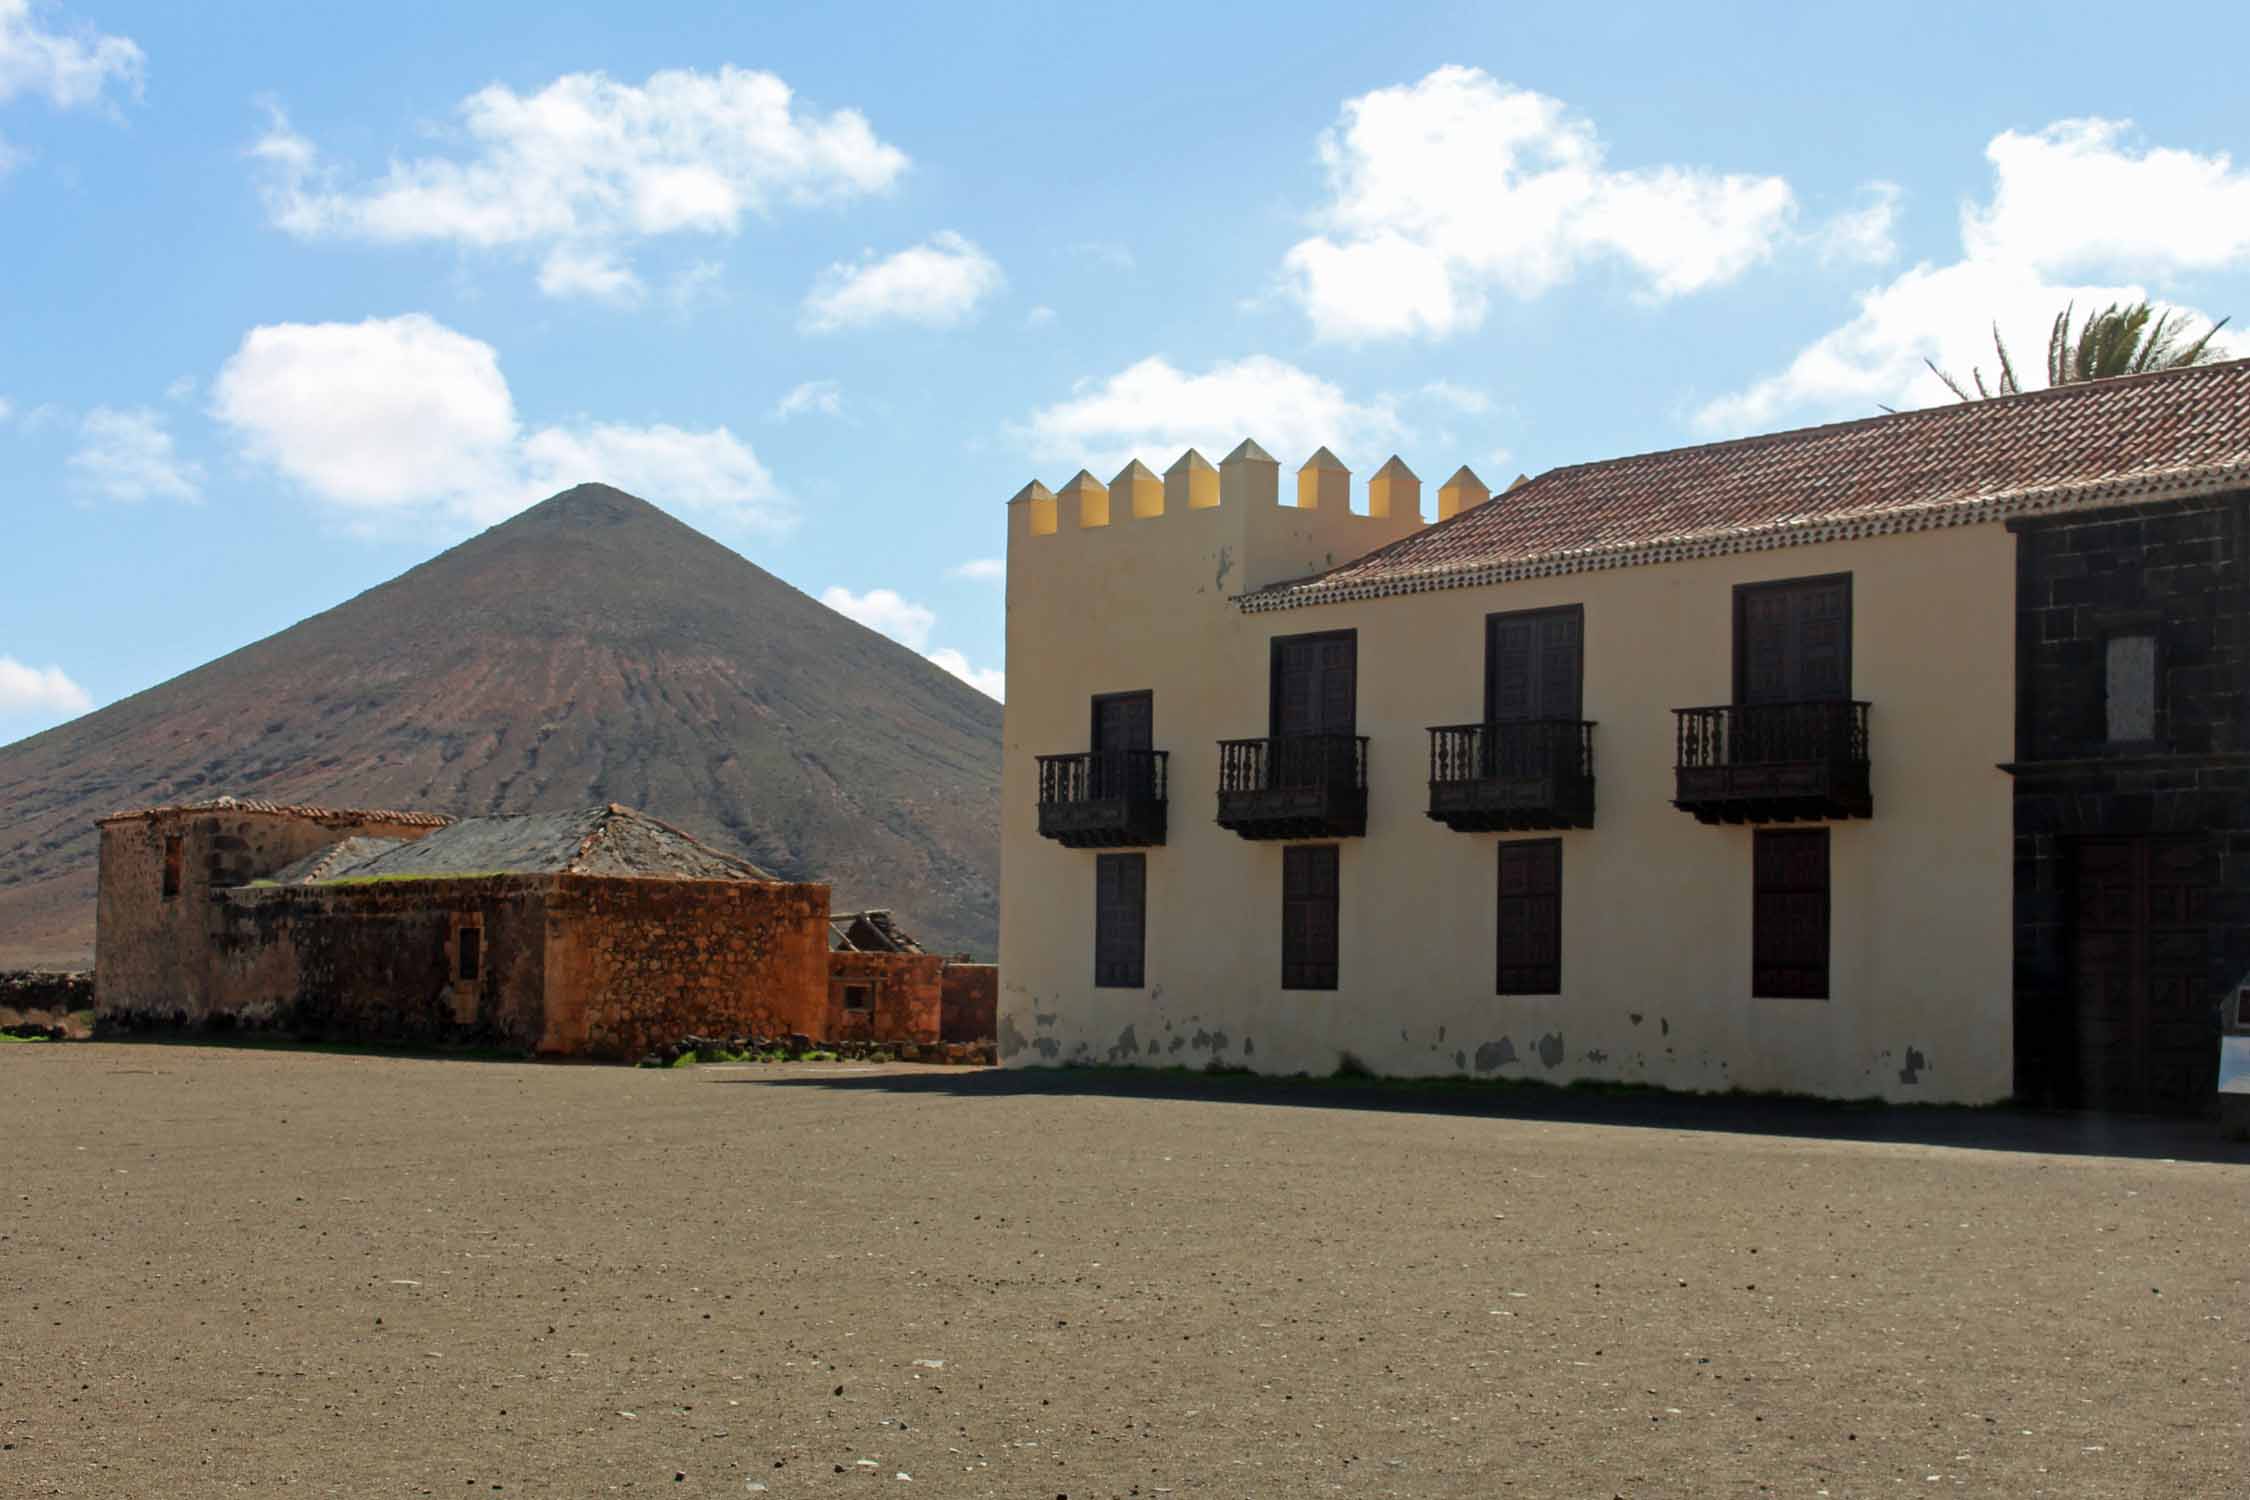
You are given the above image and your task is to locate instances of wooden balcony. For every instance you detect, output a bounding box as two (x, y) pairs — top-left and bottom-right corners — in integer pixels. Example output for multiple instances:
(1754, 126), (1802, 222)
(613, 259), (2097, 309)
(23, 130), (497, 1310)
(1673, 701), (1872, 824)
(1035, 750), (1168, 848)
(1215, 734), (1368, 840)
(1426, 720), (1596, 832)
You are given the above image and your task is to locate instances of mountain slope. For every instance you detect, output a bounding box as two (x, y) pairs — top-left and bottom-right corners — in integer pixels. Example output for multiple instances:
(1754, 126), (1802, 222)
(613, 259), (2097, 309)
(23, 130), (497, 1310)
(0, 484), (1001, 966)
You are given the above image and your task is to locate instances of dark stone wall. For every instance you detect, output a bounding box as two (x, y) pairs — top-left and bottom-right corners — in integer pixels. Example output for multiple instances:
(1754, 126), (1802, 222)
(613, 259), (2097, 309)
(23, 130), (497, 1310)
(211, 878), (550, 1050)
(2011, 494), (2250, 1111)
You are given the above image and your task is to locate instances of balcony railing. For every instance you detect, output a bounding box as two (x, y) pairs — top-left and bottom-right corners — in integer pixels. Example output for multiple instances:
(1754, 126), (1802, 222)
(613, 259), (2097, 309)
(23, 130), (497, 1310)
(1035, 750), (1169, 848)
(1215, 733), (1368, 839)
(1426, 720), (1596, 832)
(1673, 701), (1872, 824)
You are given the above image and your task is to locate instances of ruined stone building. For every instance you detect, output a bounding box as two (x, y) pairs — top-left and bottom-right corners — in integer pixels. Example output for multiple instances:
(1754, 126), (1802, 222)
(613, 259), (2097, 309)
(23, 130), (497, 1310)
(96, 797), (990, 1060)
(828, 909), (998, 1046)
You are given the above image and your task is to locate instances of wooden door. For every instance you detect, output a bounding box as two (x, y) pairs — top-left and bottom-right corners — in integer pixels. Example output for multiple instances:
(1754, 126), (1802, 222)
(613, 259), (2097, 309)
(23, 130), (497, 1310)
(1092, 691), (1152, 799)
(1486, 608), (1583, 723)
(1273, 633), (1357, 736)
(2070, 836), (2214, 1114)
(1738, 576), (1850, 705)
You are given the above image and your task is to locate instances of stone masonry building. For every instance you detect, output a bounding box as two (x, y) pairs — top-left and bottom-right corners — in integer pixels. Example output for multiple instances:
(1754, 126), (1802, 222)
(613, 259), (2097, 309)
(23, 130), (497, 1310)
(95, 797), (984, 1060)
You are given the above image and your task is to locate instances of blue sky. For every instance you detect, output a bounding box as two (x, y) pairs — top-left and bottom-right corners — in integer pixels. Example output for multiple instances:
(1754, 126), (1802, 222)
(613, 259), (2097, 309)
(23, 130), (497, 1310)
(6, 0), (2250, 743)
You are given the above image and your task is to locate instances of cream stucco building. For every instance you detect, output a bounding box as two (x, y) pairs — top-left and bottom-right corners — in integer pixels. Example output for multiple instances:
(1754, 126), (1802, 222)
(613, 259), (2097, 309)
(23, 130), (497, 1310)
(1000, 366), (2250, 1116)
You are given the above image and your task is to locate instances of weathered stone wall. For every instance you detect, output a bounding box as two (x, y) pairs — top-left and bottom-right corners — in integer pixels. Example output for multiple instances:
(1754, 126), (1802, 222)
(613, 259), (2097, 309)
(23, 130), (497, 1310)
(939, 963), (998, 1042)
(2012, 495), (2250, 1112)
(206, 878), (550, 1048)
(543, 876), (831, 1061)
(826, 951), (943, 1044)
(95, 809), (446, 1028)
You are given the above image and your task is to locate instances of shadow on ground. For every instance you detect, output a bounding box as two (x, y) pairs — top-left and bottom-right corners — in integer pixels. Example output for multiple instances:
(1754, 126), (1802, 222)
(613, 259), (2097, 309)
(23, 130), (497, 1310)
(741, 1063), (2250, 1165)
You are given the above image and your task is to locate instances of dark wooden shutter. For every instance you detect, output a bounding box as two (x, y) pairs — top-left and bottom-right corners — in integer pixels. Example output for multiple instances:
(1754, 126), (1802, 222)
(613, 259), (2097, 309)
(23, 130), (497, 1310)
(1496, 840), (1562, 994)
(1739, 577), (1851, 704)
(1487, 607), (1583, 723)
(1094, 853), (1146, 988)
(1753, 829), (1830, 999)
(1282, 844), (1340, 990)
(1272, 632), (1356, 736)
(1093, 692), (1152, 754)
(1092, 691), (1153, 799)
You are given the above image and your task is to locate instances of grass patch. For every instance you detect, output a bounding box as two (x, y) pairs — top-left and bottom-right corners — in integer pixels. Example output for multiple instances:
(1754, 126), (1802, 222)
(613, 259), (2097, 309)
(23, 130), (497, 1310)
(0, 1030), (52, 1044)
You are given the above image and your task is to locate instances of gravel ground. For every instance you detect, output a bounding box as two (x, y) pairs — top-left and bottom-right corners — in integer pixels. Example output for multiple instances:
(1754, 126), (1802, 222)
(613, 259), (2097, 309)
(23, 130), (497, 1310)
(1, 1043), (2244, 1498)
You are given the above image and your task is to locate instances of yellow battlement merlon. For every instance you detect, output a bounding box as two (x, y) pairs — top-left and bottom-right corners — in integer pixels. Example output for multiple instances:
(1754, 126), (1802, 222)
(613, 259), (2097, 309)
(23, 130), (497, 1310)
(1011, 441), (1458, 544)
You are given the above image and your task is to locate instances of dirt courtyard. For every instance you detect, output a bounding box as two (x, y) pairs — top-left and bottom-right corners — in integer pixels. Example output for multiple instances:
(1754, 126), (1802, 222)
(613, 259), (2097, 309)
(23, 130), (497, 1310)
(1, 1046), (2243, 1498)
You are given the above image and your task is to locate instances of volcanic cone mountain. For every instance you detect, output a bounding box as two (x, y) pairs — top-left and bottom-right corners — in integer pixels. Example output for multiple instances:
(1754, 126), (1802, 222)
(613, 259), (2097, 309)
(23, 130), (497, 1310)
(0, 485), (1000, 966)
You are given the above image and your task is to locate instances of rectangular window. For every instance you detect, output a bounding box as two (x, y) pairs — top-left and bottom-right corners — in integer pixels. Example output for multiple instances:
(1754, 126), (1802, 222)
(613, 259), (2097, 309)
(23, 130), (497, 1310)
(1095, 852), (1146, 989)
(1736, 575), (1852, 704)
(1282, 844), (1340, 991)
(161, 834), (183, 900)
(2104, 631), (2158, 744)
(456, 923), (482, 983)
(1496, 840), (1563, 995)
(1486, 607), (1583, 723)
(1754, 829), (1830, 999)
(843, 983), (872, 1012)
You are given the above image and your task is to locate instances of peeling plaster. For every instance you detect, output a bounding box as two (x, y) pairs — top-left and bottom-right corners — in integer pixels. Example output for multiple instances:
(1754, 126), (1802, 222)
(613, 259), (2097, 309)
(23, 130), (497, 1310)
(1899, 1046), (1929, 1086)
(1034, 1011), (1058, 1028)
(1215, 544), (1233, 592)
(1584, 1048), (1609, 1063)
(999, 1013), (1031, 1060)
(1454, 1049), (1467, 1072)
(1109, 1024), (1139, 1063)
(1628, 1013), (1643, 1026)
(1243, 1036), (1254, 1055)
(1536, 1032), (1565, 1068)
(1473, 1037), (1517, 1073)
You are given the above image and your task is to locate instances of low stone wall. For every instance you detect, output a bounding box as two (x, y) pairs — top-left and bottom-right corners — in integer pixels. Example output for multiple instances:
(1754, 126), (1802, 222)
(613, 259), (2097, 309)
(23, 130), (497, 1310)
(939, 963), (997, 1042)
(545, 875), (832, 1061)
(826, 951), (943, 1044)
(1, 970), (93, 1036)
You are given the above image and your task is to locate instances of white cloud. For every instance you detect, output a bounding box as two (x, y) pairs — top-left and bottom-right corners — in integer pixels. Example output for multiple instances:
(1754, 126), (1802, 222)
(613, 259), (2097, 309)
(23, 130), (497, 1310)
(770, 378), (842, 421)
(0, 0), (143, 110)
(0, 655), (92, 717)
(536, 245), (643, 304)
(253, 66), (907, 298)
(212, 312), (787, 530)
(1966, 119), (2250, 275)
(0, 394), (11, 421)
(1018, 353), (1402, 478)
(821, 586), (1002, 700)
(1815, 180), (1901, 266)
(820, 585), (935, 650)
(801, 231), (1003, 332)
(1281, 66), (1794, 340)
(162, 374), (194, 402)
(1701, 118), (2250, 432)
(925, 647), (1003, 700)
(1024, 304), (1056, 328)
(949, 557), (1004, 583)
(67, 405), (201, 502)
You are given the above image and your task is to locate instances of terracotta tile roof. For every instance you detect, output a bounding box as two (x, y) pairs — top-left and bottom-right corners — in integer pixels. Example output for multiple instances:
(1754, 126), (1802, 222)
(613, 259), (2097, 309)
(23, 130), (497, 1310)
(1243, 359), (2250, 612)
(98, 796), (454, 829)
(304, 804), (776, 882)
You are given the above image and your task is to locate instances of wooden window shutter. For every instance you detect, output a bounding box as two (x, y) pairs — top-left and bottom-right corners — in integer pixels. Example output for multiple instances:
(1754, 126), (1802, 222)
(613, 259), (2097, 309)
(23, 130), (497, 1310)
(1753, 829), (1830, 999)
(1496, 840), (1563, 995)
(1282, 844), (1340, 990)
(1094, 853), (1146, 989)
